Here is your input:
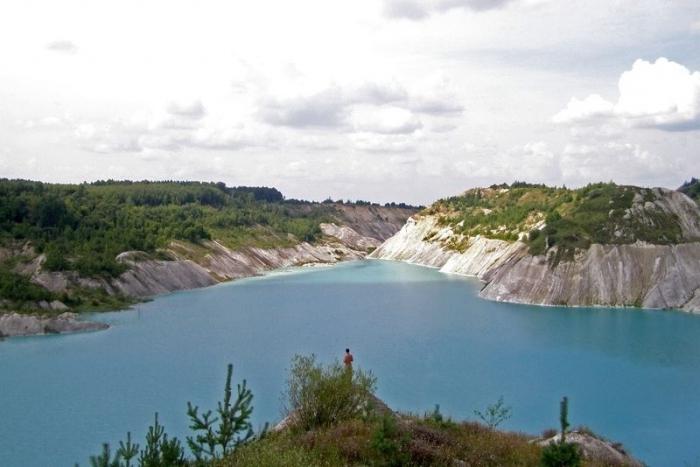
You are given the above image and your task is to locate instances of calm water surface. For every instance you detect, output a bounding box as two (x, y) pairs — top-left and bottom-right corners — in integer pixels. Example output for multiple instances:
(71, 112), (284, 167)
(2, 260), (700, 466)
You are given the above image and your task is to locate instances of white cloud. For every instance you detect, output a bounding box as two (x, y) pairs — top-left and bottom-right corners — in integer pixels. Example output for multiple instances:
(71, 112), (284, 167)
(257, 77), (462, 133)
(350, 132), (420, 153)
(406, 73), (464, 115)
(554, 58), (700, 131)
(383, 0), (517, 19)
(552, 95), (614, 124)
(515, 141), (561, 181)
(351, 107), (423, 134)
(691, 19), (700, 33)
(348, 81), (408, 105)
(259, 87), (347, 128)
(21, 116), (70, 129)
(71, 101), (266, 153)
(561, 141), (679, 185)
(166, 100), (206, 119)
(46, 40), (77, 53)
(616, 58), (700, 130)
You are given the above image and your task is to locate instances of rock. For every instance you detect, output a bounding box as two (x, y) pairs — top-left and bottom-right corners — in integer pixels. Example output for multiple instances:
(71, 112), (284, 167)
(372, 213), (700, 312)
(0, 312), (108, 338)
(480, 242), (700, 310)
(369, 216), (528, 280)
(49, 300), (69, 311)
(330, 204), (418, 241)
(535, 431), (643, 466)
(1, 205), (415, 310)
(320, 223), (381, 251)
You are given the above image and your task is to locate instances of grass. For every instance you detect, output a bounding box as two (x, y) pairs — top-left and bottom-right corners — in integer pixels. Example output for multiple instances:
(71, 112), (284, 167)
(219, 416), (543, 467)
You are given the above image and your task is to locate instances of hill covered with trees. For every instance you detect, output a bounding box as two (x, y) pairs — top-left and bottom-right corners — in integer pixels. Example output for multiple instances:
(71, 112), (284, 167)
(0, 179), (417, 318)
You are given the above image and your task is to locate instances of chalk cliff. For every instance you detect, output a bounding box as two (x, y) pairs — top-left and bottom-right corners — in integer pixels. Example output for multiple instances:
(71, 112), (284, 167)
(18, 205), (405, 298)
(371, 184), (700, 312)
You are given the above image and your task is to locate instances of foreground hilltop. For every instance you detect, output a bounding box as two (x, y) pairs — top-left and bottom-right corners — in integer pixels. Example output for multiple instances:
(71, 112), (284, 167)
(0, 179), (416, 336)
(371, 181), (700, 312)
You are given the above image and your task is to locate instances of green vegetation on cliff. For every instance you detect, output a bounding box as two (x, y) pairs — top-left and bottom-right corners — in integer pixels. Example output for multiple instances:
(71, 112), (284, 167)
(0, 179), (418, 315)
(0, 179), (333, 279)
(679, 178), (700, 200)
(429, 181), (693, 257)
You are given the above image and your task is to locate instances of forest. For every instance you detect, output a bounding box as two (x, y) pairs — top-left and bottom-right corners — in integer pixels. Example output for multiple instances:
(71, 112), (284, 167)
(0, 179), (333, 279)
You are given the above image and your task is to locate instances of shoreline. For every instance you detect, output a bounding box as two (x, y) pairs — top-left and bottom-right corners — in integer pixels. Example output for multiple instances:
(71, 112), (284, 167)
(0, 258), (362, 340)
(0, 312), (109, 339)
(368, 257), (695, 314)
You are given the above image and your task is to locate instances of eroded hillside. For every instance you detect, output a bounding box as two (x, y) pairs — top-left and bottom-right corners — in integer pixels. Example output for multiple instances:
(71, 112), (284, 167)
(372, 182), (700, 312)
(0, 179), (416, 330)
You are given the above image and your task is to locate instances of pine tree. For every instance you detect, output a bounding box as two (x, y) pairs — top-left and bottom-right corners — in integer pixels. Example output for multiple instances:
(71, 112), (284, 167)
(560, 396), (570, 443)
(186, 364), (257, 462)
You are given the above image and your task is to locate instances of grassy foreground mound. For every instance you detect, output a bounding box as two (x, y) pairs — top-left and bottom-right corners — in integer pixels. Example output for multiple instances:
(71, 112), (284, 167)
(221, 413), (543, 467)
(85, 356), (641, 467)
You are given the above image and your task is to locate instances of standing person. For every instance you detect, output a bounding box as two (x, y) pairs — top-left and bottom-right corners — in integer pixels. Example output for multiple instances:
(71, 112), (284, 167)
(343, 348), (354, 370)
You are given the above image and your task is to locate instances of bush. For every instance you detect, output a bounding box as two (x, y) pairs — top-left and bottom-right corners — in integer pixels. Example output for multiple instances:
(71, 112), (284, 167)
(283, 354), (377, 431)
(370, 415), (410, 467)
(473, 396), (512, 429)
(541, 396), (581, 467)
(540, 441), (582, 467)
(218, 432), (341, 467)
(0, 269), (53, 302)
(43, 244), (69, 271)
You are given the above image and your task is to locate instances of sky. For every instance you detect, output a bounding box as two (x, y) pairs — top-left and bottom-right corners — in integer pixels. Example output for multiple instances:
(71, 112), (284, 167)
(1, 0), (699, 204)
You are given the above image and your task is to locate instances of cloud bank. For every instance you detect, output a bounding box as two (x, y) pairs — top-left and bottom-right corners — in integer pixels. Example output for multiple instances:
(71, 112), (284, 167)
(554, 58), (700, 131)
(46, 40), (78, 53)
(383, 0), (517, 19)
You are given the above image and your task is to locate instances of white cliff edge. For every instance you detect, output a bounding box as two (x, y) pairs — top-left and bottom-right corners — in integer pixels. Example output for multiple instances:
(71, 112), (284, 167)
(370, 213), (700, 313)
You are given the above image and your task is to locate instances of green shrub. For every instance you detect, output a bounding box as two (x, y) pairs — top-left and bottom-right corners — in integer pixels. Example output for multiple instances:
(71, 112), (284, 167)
(283, 354), (377, 431)
(218, 433), (340, 467)
(370, 415), (410, 467)
(186, 364), (257, 461)
(0, 269), (53, 302)
(474, 396), (512, 429)
(540, 396), (581, 467)
(540, 441), (581, 467)
(43, 244), (69, 271)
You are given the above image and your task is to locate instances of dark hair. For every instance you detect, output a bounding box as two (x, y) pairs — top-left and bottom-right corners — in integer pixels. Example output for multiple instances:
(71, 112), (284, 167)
(345, 348), (350, 353)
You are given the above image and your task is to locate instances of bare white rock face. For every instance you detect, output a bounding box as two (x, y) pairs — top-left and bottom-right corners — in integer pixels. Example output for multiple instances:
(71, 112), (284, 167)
(371, 209), (700, 312)
(534, 431), (643, 467)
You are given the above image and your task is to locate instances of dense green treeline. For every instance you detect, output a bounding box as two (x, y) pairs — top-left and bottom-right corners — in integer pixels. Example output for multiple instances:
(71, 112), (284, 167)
(0, 179), (331, 279)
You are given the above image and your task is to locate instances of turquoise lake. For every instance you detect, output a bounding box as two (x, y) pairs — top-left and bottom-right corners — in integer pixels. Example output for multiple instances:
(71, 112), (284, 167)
(2, 260), (700, 466)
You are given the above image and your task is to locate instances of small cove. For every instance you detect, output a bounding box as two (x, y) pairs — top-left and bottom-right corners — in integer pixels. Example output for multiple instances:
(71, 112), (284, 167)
(1, 260), (700, 466)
